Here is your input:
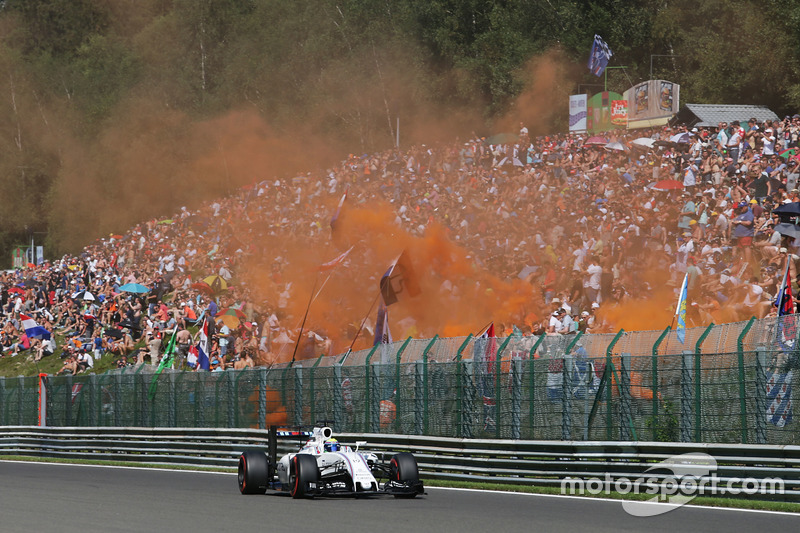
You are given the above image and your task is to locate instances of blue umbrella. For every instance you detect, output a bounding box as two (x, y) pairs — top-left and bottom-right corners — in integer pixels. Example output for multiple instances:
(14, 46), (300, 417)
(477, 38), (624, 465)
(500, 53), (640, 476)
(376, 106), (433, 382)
(118, 283), (150, 294)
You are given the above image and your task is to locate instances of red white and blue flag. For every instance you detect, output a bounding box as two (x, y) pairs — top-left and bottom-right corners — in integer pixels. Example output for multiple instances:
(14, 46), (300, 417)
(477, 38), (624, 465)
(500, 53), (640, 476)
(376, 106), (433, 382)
(588, 35), (613, 77)
(767, 370), (793, 427)
(775, 259), (794, 316)
(196, 318), (210, 370)
(20, 313), (51, 340)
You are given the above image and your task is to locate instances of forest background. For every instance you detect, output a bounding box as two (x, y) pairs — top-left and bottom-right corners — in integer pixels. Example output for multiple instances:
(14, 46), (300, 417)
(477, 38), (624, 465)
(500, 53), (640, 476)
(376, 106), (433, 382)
(0, 0), (799, 263)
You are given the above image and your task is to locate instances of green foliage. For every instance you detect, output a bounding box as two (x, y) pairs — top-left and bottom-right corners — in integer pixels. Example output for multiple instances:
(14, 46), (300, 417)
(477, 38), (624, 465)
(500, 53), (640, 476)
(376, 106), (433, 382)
(645, 399), (679, 442)
(0, 0), (799, 259)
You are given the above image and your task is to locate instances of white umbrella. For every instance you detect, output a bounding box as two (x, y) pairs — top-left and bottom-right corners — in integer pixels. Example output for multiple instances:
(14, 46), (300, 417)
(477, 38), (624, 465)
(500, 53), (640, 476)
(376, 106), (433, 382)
(71, 290), (96, 301)
(632, 137), (655, 148)
(604, 141), (627, 152)
(670, 132), (691, 144)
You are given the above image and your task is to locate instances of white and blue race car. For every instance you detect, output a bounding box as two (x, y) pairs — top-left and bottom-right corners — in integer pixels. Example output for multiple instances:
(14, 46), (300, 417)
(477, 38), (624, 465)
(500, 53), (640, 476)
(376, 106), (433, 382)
(238, 426), (424, 499)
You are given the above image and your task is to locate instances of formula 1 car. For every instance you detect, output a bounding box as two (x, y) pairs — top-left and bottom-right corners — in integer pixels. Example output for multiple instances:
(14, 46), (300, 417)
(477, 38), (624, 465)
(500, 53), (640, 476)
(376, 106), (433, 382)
(238, 426), (424, 498)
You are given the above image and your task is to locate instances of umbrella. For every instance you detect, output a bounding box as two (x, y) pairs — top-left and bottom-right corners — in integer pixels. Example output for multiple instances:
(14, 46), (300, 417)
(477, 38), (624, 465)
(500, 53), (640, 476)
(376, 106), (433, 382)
(774, 223), (800, 238)
(191, 281), (213, 295)
(72, 290), (96, 301)
(158, 219), (174, 225)
(670, 132), (691, 144)
(104, 328), (124, 340)
(216, 314), (241, 329)
(485, 132), (518, 145)
(218, 307), (246, 319)
(203, 275), (228, 294)
(7, 287), (25, 295)
(779, 148), (797, 159)
(584, 136), (608, 146)
(604, 141), (627, 152)
(649, 179), (684, 191)
(631, 137), (655, 148)
(773, 202), (800, 215)
(118, 282), (151, 294)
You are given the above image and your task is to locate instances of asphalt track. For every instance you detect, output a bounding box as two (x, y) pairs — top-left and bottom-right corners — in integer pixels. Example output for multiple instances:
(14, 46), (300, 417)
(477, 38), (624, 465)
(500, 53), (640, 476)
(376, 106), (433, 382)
(1, 461), (797, 533)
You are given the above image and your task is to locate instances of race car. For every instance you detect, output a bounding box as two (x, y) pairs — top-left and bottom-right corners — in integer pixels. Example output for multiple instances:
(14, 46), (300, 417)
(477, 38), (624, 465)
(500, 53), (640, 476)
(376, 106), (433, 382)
(238, 426), (424, 498)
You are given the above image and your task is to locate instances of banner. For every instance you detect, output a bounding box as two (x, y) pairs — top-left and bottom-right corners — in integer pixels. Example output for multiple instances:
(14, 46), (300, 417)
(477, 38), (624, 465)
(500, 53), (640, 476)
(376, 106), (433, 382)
(624, 80), (680, 128)
(569, 94), (588, 132)
(611, 100), (628, 127)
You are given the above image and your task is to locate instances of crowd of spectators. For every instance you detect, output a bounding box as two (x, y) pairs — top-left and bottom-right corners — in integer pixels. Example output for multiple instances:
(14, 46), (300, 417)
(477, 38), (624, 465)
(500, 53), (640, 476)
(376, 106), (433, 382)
(2, 113), (800, 372)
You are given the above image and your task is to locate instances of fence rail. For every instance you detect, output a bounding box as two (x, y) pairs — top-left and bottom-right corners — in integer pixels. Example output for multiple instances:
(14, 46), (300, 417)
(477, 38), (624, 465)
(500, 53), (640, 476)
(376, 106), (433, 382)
(0, 426), (798, 501)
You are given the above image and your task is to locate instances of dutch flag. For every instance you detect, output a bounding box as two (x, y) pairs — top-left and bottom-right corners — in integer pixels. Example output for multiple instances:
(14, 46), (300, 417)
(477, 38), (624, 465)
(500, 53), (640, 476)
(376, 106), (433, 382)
(20, 314), (51, 340)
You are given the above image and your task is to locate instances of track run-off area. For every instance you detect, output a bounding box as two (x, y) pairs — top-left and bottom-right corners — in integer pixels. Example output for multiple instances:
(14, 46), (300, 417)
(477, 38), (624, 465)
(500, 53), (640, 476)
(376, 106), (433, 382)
(0, 461), (797, 532)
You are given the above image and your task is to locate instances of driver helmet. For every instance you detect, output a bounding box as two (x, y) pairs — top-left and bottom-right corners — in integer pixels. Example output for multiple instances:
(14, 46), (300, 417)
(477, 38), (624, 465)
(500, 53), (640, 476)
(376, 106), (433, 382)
(324, 438), (339, 452)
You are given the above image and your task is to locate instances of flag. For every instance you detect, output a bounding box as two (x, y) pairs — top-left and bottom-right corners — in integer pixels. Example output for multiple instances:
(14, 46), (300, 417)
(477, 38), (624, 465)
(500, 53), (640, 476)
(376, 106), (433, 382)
(148, 329), (178, 400)
(379, 250), (421, 306)
(330, 188), (348, 236)
(476, 322), (497, 374)
(196, 318), (210, 370)
(588, 35), (613, 77)
(676, 273), (688, 344)
(20, 313), (51, 340)
(767, 370), (793, 427)
(373, 298), (392, 346)
(775, 259), (794, 316)
(319, 245), (354, 271)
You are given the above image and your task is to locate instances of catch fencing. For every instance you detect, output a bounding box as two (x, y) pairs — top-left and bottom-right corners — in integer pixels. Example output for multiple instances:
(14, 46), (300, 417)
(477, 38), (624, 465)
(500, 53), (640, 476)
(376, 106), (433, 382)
(1, 315), (799, 445)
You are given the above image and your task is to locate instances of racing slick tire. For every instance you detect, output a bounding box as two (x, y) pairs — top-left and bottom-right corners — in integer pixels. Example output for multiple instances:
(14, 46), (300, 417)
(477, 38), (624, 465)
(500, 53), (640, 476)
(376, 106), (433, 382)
(290, 454), (319, 499)
(238, 451), (271, 495)
(390, 452), (419, 498)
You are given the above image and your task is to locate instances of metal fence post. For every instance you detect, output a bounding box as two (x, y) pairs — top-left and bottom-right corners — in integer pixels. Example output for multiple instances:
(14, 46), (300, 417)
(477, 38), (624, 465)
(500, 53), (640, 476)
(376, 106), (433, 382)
(17, 376), (24, 425)
(169, 372), (177, 428)
(393, 337), (412, 434)
(66, 374), (73, 425)
(227, 370), (236, 428)
(651, 327), (671, 439)
(89, 374), (98, 427)
(114, 373), (122, 427)
(737, 318), (755, 443)
(294, 364), (303, 427)
(258, 368), (267, 430)
(605, 329), (625, 440)
(694, 323), (714, 442)
(680, 350), (693, 443)
(620, 353), (631, 441)
(414, 360), (423, 435)
(422, 335), (438, 435)
(462, 360), (475, 439)
(333, 364), (343, 430)
(755, 346), (767, 444)
(310, 354), (324, 425)
(364, 344), (379, 433)
(495, 336), (512, 439)
(561, 354), (572, 440)
(455, 335), (473, 438)
(0, 377), (5, 426)
(511, 358), (522, 439)
(529, 336), (544, 439)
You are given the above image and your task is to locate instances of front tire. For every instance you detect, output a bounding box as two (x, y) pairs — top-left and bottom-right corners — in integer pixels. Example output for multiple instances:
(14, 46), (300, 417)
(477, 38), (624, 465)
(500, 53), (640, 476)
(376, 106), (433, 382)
(238, 451), (270, 494)
(290, 454), (319, 499)
(390, 452), (420, 498)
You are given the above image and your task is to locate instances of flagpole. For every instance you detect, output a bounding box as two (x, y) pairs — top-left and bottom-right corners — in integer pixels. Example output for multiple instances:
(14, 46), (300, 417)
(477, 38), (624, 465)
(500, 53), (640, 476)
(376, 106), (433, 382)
(340, 291), (382, 366)
(288, 275), (320, 368)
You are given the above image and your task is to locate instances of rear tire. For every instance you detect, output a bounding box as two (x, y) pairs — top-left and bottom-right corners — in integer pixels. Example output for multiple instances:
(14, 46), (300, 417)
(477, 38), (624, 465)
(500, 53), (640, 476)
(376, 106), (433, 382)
(390, 452), (419, 498)
(290, 454), (319, 499)
(238, 451), (270, 495)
